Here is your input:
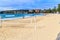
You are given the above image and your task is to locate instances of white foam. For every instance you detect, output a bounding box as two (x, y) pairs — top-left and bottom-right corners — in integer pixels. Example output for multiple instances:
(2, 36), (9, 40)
(0, 16), (33, 20)
(5, 15), (15, 17)
(0, 17), (23, 20)
(0, 14), (44, 20)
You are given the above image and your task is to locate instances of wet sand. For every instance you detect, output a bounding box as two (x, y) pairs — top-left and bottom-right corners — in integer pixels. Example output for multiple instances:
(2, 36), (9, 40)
(0, 14), (60, 40)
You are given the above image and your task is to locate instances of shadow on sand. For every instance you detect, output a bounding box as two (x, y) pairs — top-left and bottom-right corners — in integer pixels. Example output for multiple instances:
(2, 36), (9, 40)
(56, 32), (60, 40)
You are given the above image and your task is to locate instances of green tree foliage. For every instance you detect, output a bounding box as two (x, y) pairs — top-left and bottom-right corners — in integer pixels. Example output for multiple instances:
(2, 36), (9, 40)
(47, 8), (52, 13)
(57, 4), (60, 13)
(52, 7), (57, 13)
(43, 8), (52, 13)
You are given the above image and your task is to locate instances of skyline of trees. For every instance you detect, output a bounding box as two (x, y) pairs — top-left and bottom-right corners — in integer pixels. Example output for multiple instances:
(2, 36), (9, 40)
(57, 4), (60, 13)
(0, 4), (60, 13)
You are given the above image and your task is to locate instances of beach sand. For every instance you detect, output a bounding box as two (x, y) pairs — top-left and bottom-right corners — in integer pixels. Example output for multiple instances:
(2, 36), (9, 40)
(0, 14), (60, 40)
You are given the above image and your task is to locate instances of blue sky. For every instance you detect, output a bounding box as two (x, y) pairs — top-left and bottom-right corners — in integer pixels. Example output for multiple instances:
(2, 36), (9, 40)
(0, 0), (60, 10)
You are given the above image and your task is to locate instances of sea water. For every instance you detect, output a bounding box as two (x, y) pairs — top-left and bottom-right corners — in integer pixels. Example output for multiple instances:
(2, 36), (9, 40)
(0, 13), (44, 20)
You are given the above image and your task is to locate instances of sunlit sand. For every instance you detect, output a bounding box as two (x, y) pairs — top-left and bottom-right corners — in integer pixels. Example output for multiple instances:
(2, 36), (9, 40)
(0, 14), (60, 40)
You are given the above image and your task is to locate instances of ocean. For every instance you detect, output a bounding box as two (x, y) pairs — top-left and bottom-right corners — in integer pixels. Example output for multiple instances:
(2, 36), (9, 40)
(0, 13), (44, 20)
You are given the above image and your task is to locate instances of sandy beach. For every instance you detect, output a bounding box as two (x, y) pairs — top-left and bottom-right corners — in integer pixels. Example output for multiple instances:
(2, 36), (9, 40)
(0, 14), (60, 40)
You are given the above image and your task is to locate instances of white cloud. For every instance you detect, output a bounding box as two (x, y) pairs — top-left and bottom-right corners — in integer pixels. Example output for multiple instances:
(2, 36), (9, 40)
(0, 0), (59, 10)
(0, 0), (35, 4)
(0, 0), (36, 10)
(0, 7), (17, 11)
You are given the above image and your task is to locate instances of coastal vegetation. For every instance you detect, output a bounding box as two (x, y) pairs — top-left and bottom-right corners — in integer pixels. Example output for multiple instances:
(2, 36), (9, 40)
(0, 4), (60, 14)
(57, 4), (60, 13)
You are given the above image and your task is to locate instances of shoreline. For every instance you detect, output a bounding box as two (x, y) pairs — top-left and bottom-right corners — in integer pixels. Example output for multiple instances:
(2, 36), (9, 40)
(0, 14), (60, 40)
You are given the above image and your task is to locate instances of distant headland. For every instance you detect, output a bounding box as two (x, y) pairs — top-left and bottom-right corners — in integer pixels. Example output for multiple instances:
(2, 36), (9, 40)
(0, 4), (60, 14)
